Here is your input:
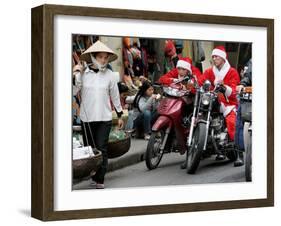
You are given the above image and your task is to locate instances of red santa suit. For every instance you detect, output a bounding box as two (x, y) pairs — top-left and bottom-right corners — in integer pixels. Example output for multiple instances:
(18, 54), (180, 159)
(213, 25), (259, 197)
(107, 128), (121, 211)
(199, 46), (240, 141)
(158, 57), (202, 88)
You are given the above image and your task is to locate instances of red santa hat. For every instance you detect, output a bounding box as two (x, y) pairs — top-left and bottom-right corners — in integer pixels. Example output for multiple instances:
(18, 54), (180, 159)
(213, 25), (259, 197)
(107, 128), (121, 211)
(212, 46), (227, 61)
(176, 57), (192, 73)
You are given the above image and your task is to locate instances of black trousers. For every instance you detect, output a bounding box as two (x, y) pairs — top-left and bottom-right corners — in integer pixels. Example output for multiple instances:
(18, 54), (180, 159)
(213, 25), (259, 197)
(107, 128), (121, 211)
(81, 120), (112, 183)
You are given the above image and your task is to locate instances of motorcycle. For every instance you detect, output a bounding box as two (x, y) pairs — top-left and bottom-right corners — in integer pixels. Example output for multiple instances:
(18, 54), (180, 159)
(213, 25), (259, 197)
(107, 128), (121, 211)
(145, 76), (193, 170)
(240, 87), (252, 181)
(186, 77), (237, 174)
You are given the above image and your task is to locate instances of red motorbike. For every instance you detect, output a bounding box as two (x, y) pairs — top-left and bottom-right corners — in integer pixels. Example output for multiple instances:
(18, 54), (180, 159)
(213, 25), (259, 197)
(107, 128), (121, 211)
(145, 77), (193, 169)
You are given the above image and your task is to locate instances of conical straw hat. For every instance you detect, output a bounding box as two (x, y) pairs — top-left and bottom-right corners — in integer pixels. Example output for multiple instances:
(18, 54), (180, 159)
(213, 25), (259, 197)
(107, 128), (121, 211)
(80, 40), (118, 63)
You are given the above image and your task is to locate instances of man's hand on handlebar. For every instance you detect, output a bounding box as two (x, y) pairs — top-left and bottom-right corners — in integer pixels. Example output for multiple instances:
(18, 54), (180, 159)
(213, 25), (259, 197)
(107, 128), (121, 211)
(215, 83), (226, 94)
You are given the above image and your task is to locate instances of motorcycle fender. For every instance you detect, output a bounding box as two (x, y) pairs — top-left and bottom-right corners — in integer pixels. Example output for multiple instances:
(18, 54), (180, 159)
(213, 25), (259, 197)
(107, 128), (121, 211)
(197, 119), (207, 125)
(152, 116), (172, 132)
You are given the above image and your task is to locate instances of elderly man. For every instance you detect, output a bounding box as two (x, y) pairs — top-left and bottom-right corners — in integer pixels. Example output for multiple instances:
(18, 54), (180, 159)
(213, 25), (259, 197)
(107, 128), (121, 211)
(199, 46), (240, 160)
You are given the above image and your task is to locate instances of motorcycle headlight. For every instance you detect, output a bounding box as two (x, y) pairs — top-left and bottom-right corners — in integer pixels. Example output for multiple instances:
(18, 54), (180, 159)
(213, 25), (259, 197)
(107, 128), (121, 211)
(202, 93), (210, 105)
(203, 80), (211, 91)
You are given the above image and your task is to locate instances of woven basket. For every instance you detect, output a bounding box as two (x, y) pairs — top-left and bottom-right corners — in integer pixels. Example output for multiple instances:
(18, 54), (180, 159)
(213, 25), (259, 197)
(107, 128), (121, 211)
(108, 135), (131, 159)
(73, 150), (103, 179)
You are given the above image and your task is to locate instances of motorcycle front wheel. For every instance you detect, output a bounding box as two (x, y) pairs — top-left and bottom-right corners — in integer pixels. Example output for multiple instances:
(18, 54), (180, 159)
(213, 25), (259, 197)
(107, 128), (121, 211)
(187, 123), (206, 174)
(145, 131), (165, 170)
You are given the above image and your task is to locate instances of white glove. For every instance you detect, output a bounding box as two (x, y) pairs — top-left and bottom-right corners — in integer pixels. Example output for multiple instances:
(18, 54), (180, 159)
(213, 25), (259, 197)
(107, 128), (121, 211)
(236, 85), (244, 93)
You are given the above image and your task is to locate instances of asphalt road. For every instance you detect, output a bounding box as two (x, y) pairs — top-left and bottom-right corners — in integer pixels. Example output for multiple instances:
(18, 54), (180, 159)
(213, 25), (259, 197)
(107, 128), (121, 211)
(73, 152), (246, 190)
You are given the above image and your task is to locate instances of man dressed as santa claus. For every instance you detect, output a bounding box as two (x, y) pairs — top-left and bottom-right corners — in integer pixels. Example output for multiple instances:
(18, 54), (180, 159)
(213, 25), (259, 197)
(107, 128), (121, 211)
(158, 57), (202, 86)
(199, 46), (240, 160)
(158, 57), (202, 169)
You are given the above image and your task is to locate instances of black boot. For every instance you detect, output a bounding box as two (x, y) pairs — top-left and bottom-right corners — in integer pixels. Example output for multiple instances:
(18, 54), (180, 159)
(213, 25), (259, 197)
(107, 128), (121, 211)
(215, 153), (226, 160)
(234, 151), (244, 167)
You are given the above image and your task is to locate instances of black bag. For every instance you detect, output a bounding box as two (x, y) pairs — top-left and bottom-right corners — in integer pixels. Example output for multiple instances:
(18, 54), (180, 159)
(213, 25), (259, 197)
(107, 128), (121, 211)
(240, 94), (252, 122)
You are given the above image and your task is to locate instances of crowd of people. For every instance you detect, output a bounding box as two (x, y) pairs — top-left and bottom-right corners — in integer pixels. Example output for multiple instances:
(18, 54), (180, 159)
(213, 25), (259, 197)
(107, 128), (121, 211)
(72, 36), (252, 189)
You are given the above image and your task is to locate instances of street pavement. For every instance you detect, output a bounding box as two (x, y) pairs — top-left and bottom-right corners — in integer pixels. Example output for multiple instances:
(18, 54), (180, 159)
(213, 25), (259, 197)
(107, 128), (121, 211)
(73, 138), (246, 190)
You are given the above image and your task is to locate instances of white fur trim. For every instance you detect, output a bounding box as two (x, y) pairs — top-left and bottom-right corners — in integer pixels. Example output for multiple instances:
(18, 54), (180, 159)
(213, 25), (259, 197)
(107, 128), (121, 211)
(213, 60), (231, 85)
(220, 103), (236, 117)
(176, 60), (192, 73)
(212, 49), (227, 61)
(224, 85), (232, 97)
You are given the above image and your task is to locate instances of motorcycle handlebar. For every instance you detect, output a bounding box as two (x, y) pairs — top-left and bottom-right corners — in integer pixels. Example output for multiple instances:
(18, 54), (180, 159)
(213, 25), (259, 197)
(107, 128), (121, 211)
(152, 83), (162, 89)
(213, 84), (229, 103)
(173, 75), (190, 85)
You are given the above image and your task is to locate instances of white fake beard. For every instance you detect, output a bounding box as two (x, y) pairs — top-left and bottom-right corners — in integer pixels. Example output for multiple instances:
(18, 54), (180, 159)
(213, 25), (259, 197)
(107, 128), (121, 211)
(90, 54), (107, 72)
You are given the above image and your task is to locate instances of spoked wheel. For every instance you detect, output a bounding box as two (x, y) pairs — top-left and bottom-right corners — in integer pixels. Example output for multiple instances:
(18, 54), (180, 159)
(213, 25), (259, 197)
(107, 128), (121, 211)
(244, 122), (252, 182)
(145, 131), (165, 170)
(187, 123), (206, 174)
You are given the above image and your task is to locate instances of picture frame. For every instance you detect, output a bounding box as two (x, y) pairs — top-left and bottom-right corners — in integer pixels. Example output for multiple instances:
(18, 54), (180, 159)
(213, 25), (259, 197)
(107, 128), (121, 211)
(31, 4), (274, 221)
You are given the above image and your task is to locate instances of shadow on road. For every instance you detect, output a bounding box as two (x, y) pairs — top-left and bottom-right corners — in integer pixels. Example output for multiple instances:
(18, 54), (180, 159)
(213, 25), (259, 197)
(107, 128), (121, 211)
(190, 158), (234, 175)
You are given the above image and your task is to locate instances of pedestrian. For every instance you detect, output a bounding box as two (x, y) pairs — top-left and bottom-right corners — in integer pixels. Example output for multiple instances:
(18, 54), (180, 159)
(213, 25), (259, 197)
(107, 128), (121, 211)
(199, 46), (240, 160)
(163, 40), (179, 74)
(130, 38), (144, 78)
(76, 40), (124, 189)
(132, 81), (160, 140)
(72, 64), (83, 125)
(234, 58), (252, 167)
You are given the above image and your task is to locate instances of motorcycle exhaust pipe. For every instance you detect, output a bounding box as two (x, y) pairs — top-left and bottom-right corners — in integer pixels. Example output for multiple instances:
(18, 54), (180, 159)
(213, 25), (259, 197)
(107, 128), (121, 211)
(211, 129), (220, 154)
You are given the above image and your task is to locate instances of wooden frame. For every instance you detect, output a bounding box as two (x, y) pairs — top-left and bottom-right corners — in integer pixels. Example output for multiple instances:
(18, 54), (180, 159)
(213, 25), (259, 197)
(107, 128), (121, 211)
(31, 4), (274, 221)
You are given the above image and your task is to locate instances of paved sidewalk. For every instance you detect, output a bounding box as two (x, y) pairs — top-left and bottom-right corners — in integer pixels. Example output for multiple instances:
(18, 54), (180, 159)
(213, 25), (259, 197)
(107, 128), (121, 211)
(107, 138), (148, 172)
